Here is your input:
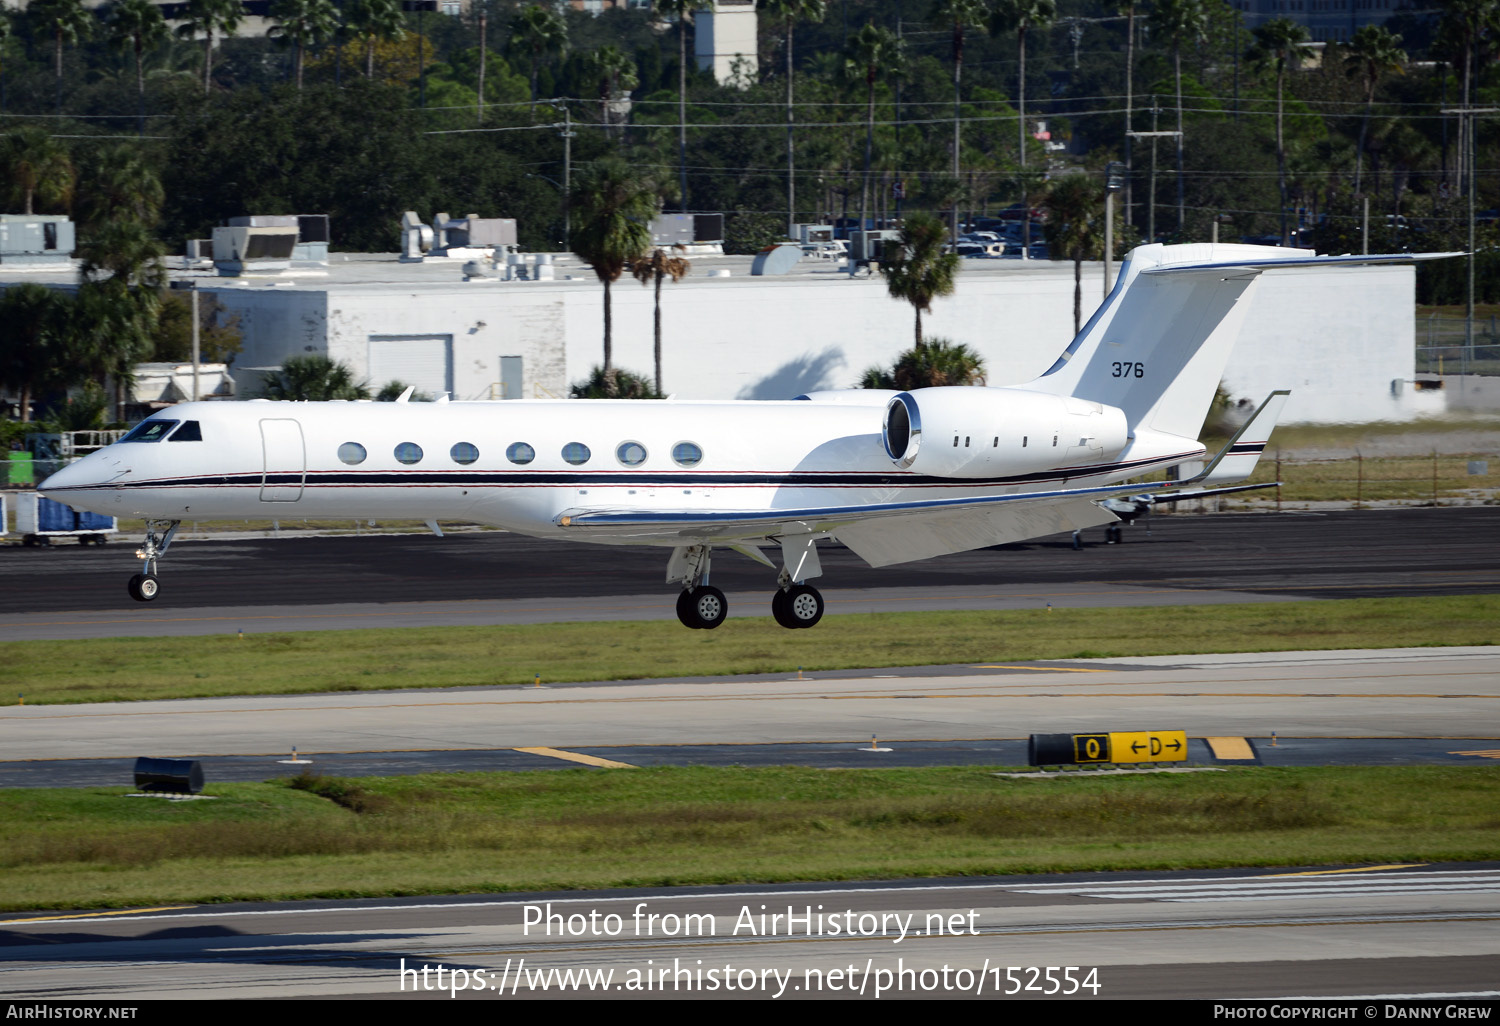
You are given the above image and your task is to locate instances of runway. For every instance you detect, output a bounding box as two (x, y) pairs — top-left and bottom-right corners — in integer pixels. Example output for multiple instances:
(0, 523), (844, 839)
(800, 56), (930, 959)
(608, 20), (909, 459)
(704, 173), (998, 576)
(4, 865), (1499, 999)
(1, 647), (1496, 784)
(3, 510), (1498, 1001)
(1, 507), (1497, 640)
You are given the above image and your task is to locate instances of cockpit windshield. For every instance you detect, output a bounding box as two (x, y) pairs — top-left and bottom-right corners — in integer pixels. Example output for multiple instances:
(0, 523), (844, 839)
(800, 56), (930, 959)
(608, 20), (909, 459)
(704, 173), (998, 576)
(120, 420), (179, 443)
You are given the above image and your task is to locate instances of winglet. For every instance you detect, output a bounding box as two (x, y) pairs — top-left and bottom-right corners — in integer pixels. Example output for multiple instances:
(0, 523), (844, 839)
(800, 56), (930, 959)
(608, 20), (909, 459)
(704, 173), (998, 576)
(1187, 390), (1290, 487)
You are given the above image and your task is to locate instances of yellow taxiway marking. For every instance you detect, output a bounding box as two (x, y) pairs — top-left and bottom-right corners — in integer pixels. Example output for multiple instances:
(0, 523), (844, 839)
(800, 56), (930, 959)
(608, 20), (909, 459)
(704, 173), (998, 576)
(971, 665), (1106, 673)
(1, 906), (195, 924)
(513, 746), (635, 769)
(1262, 865), (1427, 877)
(1449, 748), (1500, 759)
(1205, 736), (1256, 760)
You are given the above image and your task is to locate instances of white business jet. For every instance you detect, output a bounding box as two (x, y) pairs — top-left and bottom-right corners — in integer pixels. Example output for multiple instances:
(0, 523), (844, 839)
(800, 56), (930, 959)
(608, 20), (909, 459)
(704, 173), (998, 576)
(38, 243), (1435, 629)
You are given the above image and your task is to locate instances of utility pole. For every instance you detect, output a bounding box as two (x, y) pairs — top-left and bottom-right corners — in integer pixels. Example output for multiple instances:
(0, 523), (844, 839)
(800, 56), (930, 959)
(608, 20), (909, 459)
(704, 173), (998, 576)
(1129, 118), (1179, 244)
(1441, 106), (1497, 379)
(550, 100), (576, 244)
(190, 282), (200, 403)
(1104, 162), (1125, 299)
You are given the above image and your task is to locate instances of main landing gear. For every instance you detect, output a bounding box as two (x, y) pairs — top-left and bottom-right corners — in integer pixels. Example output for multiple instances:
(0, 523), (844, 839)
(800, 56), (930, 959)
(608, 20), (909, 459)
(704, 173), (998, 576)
(127, 519), (179, 602)
(668, 538), (827, 630)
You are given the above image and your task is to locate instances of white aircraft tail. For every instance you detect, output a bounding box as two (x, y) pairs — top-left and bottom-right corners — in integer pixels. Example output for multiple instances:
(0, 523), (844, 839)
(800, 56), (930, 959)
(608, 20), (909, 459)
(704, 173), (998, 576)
(1022, 244), (1458, 441)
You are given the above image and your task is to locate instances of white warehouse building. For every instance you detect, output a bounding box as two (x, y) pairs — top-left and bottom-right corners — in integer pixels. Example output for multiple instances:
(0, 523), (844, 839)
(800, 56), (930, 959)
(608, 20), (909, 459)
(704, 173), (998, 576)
(196, 246), (1440, 425)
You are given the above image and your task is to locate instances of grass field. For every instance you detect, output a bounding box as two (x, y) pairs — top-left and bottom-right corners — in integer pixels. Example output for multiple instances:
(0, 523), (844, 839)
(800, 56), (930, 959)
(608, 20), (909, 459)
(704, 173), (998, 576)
(4, 595), (1497, 705)
(2, 765), (1496, 911)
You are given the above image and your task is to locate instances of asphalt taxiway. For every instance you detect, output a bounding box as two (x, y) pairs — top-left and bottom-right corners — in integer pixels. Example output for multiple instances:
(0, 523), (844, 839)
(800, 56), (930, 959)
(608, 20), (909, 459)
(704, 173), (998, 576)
(1, 507), (1497, 640)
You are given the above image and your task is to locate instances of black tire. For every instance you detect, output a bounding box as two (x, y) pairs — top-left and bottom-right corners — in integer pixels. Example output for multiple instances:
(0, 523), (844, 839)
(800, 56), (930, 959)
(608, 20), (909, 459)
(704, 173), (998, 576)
(689, 586), (727, 629)
(675, 589), (703, 629)
(128, 574), (160, 602)
(783, 584), (824, 629)
(771, 589), (798, 629)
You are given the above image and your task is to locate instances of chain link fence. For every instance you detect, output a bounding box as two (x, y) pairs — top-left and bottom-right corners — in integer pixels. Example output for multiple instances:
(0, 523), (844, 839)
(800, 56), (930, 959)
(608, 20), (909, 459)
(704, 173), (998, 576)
(1416, 316), (1500, 377)
(1167, 452), (1498, 511)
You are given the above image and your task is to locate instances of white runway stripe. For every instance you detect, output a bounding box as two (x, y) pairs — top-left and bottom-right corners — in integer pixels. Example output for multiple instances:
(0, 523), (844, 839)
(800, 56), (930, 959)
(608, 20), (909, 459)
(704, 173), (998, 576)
(1011, 869), (1500, 902)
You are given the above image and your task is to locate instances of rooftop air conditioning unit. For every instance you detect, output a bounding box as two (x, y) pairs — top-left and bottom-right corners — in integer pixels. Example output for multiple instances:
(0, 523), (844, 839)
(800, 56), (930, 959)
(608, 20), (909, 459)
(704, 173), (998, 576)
(211, 226), (298, 276)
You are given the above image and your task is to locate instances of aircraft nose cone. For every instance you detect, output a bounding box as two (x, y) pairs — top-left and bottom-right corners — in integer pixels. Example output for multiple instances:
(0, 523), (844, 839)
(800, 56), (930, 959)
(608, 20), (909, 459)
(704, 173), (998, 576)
(38, 455), (122, 508)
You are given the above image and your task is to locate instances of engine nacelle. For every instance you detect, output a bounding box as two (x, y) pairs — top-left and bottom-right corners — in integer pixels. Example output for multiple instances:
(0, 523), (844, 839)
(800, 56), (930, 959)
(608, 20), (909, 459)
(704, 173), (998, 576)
(883, 387), (1129, 478)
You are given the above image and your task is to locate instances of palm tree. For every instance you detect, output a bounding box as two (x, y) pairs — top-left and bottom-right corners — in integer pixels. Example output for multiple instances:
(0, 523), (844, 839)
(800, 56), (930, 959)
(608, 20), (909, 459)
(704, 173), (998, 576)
(569, 158), (658, 374)
(1249, 17), (1309, 246)
(1117, 0), (1138, 231)
(175, 0), (244, 95)
(930, 0), (989, 240)
(585, 44), (638, 141)
(1438, 0), (1499, 193)
(1148, 0), (1206, 235)
(270, 0), (339, 90)
(258, 355), (372, 400)
(860, 337), (985, 389)
(1043, 173), (1106, 335)
(346, 0), (405, 80)
(992, 0), (1055, 172)
(0, 283), (70, 422)
(630, 247), (691, 395)
(764, 0), (827, 235)
(879, 212), (959, 347)
(106, 0), (168, 136)
(654, 0), (711, 213)
(1344, 25), (1406, 196)
(0, 127), (74, 216)
(73, 145), (163, 233)
(27, 0), (93, 115)
(0, 11), (12, 114)
(510, 2), (566, 104)
(845, 23), (903, 235)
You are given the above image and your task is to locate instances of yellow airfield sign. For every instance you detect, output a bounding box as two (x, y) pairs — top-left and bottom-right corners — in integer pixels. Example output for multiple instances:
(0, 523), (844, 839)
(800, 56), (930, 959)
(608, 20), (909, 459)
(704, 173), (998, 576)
(1074, 731), (1188, 764)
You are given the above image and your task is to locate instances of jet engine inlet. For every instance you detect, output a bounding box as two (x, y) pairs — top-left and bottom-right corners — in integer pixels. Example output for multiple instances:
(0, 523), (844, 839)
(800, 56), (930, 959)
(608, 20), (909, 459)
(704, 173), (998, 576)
(883, 394), (921, 467)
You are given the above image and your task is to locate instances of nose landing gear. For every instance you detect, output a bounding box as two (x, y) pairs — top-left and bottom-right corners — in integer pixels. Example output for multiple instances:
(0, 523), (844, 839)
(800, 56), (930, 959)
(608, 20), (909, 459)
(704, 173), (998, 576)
(128, 519), (180, 602)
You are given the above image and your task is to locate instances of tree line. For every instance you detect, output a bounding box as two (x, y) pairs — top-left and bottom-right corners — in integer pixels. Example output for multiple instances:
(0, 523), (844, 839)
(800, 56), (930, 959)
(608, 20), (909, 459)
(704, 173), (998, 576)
(4, 0), (1500, 421)
(0, 0), (1496, 249)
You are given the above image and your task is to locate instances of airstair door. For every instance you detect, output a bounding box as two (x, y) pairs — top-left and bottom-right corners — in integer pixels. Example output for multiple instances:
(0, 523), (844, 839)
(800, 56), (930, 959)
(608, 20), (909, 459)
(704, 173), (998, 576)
(259, 419), (305, 502)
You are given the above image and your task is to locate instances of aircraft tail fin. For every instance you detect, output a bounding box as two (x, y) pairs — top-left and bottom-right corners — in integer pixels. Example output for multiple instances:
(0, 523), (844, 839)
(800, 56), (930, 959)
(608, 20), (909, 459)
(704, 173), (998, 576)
(1022, 244), (1458, 440)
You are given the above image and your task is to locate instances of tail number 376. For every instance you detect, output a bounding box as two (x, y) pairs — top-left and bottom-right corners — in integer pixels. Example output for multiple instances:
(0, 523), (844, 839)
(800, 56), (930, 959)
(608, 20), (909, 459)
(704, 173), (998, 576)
(1111, 362), (1146, 378)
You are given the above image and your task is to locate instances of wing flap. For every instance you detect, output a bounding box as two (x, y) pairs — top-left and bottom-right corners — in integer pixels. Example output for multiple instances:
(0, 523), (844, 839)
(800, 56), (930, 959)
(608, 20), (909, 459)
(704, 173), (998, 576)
(834, 498), (1119, 567)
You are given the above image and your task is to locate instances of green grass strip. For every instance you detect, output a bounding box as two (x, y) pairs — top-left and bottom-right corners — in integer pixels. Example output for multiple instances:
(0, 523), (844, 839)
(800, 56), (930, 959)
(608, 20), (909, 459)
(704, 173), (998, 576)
(2, 595), (1495, 705)
(1, 765), (1496, 911)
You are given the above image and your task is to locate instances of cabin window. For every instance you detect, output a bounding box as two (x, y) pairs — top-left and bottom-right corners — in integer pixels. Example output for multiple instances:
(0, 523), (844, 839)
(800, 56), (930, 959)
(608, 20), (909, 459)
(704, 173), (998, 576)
(506, 442), (536, 465)
(168, 420), (202, 442)
(672, 441), (703, 467)
(338, 442), (367, 465)
(450, 442), (479, 465)
(616, 441), (647, 467)
(562, 442), (591, 465)
(395, 442), (423, 465)
(120, 419), (177, 443)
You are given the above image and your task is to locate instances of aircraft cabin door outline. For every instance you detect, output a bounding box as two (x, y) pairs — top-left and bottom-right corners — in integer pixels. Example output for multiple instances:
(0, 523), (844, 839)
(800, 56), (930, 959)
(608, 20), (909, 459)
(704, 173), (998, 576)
(259, 419), (306, 501)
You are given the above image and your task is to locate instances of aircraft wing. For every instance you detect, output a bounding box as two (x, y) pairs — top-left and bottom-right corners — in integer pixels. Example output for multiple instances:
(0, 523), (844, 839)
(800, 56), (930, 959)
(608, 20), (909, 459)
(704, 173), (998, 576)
(557, 388), (1294, 565)
(553, 480), (1160, 565)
